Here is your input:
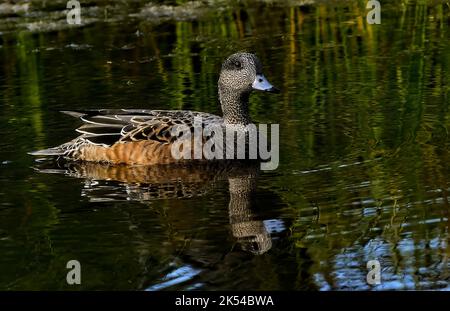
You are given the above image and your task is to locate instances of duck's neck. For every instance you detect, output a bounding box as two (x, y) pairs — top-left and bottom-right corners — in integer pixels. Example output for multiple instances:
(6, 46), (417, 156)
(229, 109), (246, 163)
(219, 86), (251, 125)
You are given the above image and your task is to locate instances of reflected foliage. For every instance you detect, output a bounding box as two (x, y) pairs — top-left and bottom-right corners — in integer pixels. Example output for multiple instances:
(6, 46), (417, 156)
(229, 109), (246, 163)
(0, 0), (449, 290)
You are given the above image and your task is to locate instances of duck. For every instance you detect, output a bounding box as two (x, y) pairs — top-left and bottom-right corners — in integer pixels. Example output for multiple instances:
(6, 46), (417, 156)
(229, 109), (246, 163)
(29, 52), (279, 165)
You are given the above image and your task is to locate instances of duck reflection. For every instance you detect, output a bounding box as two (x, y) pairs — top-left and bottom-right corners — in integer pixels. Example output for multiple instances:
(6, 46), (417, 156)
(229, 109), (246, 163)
(34, 160), (272, 255)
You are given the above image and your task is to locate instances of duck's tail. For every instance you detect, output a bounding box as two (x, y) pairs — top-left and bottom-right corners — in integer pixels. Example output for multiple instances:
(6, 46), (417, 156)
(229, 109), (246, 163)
(28, 138), (86, 158)
(28, 146), (67, 156)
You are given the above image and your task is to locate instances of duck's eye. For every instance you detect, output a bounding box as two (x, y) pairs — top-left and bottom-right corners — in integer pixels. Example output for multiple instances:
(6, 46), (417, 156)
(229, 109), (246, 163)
(234, 60), (242, 69)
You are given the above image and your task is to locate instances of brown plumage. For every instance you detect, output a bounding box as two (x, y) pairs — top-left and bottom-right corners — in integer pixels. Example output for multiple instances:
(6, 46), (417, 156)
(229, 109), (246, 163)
(79, 140), (174, 165)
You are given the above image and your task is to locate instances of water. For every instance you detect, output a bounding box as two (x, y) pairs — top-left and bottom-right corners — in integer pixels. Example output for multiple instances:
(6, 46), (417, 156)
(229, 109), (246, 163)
(0, 0), (449, 290)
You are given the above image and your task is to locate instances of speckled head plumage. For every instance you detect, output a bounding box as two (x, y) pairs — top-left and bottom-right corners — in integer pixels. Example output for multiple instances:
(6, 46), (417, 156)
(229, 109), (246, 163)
(219, 53), (263, 93)
(218, 52), (278, 125)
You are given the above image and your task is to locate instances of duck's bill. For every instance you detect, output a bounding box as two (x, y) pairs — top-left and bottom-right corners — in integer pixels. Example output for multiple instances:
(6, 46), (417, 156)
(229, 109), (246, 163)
(252, 74), (280, 93)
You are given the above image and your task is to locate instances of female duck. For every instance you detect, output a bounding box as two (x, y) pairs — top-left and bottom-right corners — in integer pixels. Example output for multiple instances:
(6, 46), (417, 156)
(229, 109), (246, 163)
(29, 53), (278, 165)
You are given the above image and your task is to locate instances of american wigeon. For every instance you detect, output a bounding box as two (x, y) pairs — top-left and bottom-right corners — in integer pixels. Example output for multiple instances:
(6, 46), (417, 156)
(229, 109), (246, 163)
(29, 52), (278, 165)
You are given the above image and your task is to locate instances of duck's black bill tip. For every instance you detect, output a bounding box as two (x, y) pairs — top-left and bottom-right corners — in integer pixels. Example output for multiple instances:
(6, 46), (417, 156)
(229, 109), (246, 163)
(266, 87), (280, 94)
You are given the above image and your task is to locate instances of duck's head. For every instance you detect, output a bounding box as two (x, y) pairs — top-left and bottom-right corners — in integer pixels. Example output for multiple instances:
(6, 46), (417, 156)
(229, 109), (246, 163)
(218, 52), (279, 125)
(219, 52), (279, 95)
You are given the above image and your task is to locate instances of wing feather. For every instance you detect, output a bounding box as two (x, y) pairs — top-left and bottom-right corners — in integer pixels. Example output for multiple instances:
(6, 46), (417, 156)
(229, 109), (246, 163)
(60, 109), (223, 146)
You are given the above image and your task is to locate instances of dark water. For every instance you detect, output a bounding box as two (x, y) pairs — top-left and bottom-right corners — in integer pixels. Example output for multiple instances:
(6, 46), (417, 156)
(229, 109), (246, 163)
(0, 0), (449, 290)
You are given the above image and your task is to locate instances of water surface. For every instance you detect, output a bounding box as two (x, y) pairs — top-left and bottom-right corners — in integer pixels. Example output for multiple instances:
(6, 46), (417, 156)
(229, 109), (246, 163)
(0, 0), (449, 290)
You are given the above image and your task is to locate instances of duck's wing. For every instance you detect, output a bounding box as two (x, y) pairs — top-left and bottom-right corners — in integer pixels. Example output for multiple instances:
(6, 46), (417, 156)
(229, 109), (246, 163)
(62, 109), (223, 147)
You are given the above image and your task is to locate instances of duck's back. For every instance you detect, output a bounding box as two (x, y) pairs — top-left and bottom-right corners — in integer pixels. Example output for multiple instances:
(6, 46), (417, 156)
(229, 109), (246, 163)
(30, 109), (224, 165)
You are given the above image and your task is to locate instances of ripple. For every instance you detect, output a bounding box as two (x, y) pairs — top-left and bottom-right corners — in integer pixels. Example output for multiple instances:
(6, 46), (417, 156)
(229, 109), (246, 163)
(146, 265), (202, 291)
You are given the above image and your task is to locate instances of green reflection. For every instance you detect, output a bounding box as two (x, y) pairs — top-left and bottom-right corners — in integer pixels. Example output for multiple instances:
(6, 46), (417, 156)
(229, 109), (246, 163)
(0, 0), (449, 290)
